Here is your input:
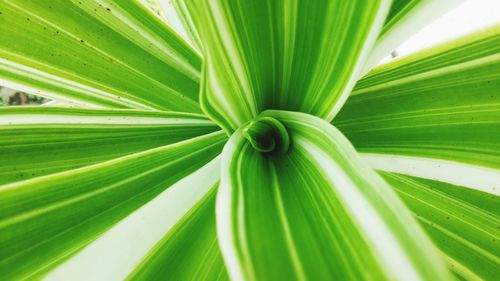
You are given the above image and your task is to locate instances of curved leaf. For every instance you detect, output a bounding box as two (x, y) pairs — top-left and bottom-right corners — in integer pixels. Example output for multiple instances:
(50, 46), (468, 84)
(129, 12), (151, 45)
(217, 110), (451, 280)
(184, 0), (390, 131)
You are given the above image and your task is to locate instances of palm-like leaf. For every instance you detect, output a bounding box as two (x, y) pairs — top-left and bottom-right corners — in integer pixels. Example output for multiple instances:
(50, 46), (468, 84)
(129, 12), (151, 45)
(0, 0), (498, 280)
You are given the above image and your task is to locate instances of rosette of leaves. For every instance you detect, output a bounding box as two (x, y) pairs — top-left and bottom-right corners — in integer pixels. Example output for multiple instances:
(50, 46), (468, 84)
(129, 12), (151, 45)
(0, 0), (498, 280)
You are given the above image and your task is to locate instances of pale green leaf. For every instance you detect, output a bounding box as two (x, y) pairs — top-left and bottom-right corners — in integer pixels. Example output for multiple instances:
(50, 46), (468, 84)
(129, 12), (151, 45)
(0, 0), (201, 111)
(0, 106), (218, 185)
(363, 0), (464, 73)
(183, 0), (390, 132)
(382, 172), (500, 280)
(218, 110), (451, 280)
(127, 185), (228, 281)
(46, 158), (224, 281)
(362, 153), (500, 196)
(0, 131), (225, 280)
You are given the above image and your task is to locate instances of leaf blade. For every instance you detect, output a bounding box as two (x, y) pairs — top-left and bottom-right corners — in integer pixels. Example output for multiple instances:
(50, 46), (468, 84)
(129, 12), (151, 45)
(127, 184), (228, 281)
(0, 131), (226, 280)
(0, 0), (201, 111)
(217, 110), (451, 280)
(382, 172), (500, 280)
(0, 106), (218, 185)
(45, 159), (224, 281)
(335, 25), (500, 169)
(184, 0), (390, 131)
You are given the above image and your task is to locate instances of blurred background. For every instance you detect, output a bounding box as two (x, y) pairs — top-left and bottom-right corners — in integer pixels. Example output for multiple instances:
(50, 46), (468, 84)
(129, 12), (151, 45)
(1, 0), (499, 107)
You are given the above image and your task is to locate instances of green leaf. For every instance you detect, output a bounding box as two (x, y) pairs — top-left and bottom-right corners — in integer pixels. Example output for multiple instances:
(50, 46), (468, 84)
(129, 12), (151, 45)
(217, 110), (451, 280)
(0, 0), (201, 111)
(127, 185), (228, 281)
(0, 131), (225, 280)
(183, 0), (391, 132)
(382, 172), (500, 280)
(363, 0), (464, 73)
(0, 106), (219, 185)
(335, 20), (500, 274)
(335, 25), (500, 169)
(45, 158), (224, 281)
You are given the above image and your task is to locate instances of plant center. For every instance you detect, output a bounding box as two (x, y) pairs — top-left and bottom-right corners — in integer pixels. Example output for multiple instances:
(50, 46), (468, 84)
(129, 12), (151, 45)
(242, 116), (290, 154)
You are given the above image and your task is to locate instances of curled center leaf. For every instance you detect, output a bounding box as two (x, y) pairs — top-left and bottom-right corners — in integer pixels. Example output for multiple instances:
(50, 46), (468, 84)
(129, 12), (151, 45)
(242, 117), (290, 154)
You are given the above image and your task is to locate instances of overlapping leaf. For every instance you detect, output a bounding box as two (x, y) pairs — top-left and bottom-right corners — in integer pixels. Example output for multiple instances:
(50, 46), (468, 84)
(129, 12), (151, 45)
(0, 107), (218, 184)
(183, 0), (391, 131)
(128, 186), (228, 281)
(0, 131), (225, 280)
(0, 0), (201, 111)
(218, 110), (451, 280)
(335, 25), (500, 169)
(45, 158), (225, 281)
(160, 0), (203, 52)
(334, 25), (500, 279)
(382, 173), (499, 280)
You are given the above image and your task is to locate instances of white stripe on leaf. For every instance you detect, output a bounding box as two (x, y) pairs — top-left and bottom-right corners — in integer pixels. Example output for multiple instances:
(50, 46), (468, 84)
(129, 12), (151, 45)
(362, 153), (500, 195)
(44, 157), (221, 281)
